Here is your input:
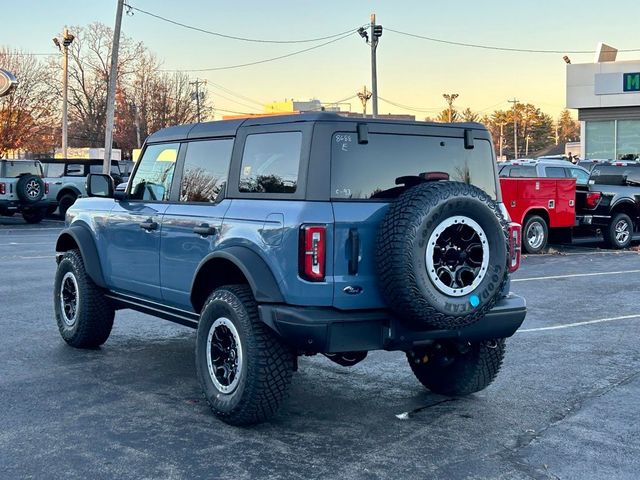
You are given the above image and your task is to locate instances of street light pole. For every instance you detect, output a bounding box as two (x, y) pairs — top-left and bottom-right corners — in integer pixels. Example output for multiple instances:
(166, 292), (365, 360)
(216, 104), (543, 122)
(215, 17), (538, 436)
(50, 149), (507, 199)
(370, 14), (378, 118)
(54, 29), (74, 159)
(103, 0), (125, 174)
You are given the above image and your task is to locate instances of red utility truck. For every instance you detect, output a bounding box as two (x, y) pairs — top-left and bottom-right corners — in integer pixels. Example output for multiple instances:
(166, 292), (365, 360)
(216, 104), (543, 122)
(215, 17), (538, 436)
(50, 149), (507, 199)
(500, 177), (577, 254)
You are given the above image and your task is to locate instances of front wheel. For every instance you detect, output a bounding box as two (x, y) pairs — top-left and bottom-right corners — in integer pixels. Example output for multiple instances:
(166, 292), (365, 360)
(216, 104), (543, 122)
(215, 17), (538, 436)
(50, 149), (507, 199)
(195, 285), (295, 426)
(58, 193), (77, 218)
(522, 215), (548, 254)
(54, 250), (115, 347)
(605, 213), (633, 249)
(407, 339), (506, 396)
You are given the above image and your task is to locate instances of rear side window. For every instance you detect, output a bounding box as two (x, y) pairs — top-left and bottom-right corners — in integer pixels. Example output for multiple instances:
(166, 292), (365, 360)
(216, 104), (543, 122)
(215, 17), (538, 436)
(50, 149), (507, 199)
(509, 166), (537, 178)
(239, 132), (302, 194)
(180, 139), (233, 202)
(89, 164), (122, 175)
(45, 163), (65, 178)
(331, 133), (497, 199)
(545, 167), (566, 178)
(498, 165), (511, 177)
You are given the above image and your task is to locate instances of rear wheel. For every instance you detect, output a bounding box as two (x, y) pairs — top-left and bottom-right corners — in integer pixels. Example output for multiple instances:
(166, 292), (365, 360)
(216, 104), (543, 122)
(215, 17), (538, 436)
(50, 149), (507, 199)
(522, 215), (548, 254)
(195, 285), (295, 425)
(605, 213), (633, 249)
(22, 209), (46, 224)
(407, 339), (506, 396)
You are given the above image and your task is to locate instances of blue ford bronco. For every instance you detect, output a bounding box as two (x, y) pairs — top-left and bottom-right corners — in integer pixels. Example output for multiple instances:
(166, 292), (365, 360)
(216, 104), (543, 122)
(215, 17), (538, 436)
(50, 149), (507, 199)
(53, 113), (526, 425)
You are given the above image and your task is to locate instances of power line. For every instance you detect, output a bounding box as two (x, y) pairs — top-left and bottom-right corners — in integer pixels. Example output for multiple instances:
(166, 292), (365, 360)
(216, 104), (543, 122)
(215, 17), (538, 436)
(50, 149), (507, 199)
(206, 82), (264, 107)
(385, 27), (640, 54)
(160, 32), (355, 72)
(125, 3), (361, 44)
(378, 96), (441, 113)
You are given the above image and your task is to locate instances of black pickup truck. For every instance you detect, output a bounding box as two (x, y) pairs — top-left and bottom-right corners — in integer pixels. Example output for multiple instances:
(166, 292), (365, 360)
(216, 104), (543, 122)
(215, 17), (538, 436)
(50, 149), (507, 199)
(576, 162), (640, 248)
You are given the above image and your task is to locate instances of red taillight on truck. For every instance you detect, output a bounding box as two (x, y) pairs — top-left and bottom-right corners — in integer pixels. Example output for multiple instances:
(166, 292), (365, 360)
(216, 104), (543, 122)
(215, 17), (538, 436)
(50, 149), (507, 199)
(585, 191), (602, 209)
(508, 222), (521, 273)
(299, 225), (326, 282)
(0, 183), (5, 195)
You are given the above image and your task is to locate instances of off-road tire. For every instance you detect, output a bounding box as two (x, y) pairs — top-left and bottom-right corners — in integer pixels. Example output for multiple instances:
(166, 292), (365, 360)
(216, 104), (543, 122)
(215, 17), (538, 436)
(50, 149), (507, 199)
(196, 285), (295, 426)
(522, 215), (548, 254)
(54, 249), (114, 348)
(16, 174), (45, 204)
(604, 212), (633, 249)
(377, 181), (509, 330)
(22, 209), (46, 224)
(407, 339), (506, 396)
(58, 193), (77, 218)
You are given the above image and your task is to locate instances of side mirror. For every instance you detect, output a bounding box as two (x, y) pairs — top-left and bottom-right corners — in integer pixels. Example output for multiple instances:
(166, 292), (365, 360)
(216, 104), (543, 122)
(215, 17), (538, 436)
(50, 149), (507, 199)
(114, 182), (127, 200)
(86, 173), (114, 198)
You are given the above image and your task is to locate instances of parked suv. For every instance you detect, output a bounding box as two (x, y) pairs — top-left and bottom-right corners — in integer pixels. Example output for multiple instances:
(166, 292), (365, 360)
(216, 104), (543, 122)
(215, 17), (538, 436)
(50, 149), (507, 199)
(499, 158), (590, 186)
(0, 159), (52, 223)
(41, 159), (124, 217)
(53, 113), (526, 425)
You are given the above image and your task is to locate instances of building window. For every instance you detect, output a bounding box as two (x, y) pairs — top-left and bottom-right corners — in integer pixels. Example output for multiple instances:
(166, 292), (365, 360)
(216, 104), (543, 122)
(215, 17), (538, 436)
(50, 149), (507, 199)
(616, 120), (640, 161)
(585, 121), (615, 159)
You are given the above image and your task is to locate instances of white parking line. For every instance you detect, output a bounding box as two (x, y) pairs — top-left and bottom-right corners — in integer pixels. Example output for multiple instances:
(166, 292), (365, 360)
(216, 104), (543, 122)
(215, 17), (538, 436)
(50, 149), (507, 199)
(0, 255), (52, 260)
(529, 250), (639, 257)
(518, 314), (640, 333)
(512, 269), (640, 282)
(2, 242), (53, 246)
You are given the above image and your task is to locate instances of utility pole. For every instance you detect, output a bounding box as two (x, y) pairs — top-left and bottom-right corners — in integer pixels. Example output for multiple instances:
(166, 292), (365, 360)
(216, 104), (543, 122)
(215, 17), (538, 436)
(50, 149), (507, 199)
(525, 134), (531, 157)
(443, 93), (459, 123)
(131, 102), (141, 148)
(357, 85), (372, 117)
(103, 0), (125, 174)
(508, 98), (519, 159)
(498, 122), (506, 160)
(53, 29), (75, 159)
(190, 79), (206, 123)
(358, 15), (382, 118)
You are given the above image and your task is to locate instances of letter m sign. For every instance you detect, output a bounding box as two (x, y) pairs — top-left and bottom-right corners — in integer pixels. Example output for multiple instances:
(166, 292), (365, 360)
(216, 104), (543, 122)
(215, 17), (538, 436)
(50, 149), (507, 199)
(623, 73), (640, 92)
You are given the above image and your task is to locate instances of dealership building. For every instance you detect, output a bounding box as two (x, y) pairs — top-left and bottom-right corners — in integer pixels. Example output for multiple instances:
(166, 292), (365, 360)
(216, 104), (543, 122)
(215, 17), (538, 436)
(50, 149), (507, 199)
(566, 45), (640, 160)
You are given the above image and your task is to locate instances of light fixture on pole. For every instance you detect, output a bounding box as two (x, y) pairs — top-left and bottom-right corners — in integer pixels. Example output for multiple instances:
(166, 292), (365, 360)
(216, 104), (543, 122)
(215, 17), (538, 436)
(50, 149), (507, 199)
(53, 28), (75, 159)
(442, 93), (459, 123)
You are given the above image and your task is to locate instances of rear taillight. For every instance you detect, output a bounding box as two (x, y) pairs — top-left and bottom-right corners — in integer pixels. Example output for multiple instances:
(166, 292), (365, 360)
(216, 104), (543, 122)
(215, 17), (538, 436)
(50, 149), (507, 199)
(299, 225), (326, 282)
(0, 183), (5, 195)
(585, 191), (602, 209)
(508, 222), (521, 273)
(44, 182), (49, 194)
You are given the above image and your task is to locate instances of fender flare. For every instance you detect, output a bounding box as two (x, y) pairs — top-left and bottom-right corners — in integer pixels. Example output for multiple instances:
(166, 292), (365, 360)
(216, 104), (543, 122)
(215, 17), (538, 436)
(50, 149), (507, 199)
(55, 224), (106, 288)
(610, 198), (637, 214)
(191, 246), (284, 307)
(57, 186), (82, 201)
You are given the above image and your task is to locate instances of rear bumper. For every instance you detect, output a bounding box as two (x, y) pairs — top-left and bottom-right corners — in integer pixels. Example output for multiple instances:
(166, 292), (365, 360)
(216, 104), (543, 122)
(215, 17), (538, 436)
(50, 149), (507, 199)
(0, 199), (53, 211)
(259, 294), (527, 353)
(576, 214), (611, 227)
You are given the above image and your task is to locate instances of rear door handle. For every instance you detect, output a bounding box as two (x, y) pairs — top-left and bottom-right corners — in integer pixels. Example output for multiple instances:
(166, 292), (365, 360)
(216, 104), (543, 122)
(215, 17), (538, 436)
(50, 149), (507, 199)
(140, 220), (158, 231)
(193, 223), (217, 237)
(54, 182), (62, 185)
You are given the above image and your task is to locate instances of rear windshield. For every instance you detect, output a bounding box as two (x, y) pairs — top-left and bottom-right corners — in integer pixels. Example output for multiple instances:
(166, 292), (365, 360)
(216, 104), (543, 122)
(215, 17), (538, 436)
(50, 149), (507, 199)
(89, 163), (122, 175)
(3, 161), (42, 177)
(331, 133), (497, 200)
(590, 164), (640, 185)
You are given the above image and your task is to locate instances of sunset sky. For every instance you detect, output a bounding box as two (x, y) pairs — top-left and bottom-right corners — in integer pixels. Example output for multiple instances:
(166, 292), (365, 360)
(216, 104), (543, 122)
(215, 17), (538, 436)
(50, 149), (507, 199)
(4, 0), (640, 119)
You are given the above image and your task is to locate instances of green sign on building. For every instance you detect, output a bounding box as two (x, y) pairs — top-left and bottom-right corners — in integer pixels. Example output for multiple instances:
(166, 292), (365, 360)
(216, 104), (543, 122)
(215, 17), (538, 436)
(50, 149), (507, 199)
(623, 72), (640, 92)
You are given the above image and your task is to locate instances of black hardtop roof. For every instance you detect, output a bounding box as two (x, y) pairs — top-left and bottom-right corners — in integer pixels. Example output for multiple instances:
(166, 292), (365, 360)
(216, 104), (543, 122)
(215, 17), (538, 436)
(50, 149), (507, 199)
(37, 158), (120, 164)
(146, 112), (487, 144)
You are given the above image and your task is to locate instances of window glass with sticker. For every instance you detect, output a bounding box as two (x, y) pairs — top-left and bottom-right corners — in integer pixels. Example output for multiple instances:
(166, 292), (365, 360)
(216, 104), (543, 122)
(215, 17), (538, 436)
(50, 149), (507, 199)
(330, 133), (497, 199)
(239, 132), (302, 194)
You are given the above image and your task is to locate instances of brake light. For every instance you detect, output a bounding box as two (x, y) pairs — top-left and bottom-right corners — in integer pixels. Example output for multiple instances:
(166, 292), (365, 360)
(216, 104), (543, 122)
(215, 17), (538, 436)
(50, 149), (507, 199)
(585, 191), (602, 209)
(0, 183), (5, 195)
(508, 222), (521, 273)
(44, 182), (49, 194)
(299, 225), (326, 282)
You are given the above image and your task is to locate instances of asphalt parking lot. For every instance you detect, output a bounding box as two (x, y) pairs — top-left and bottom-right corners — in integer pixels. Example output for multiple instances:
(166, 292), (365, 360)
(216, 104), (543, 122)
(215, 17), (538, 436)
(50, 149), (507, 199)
(1, 218), (640, 480)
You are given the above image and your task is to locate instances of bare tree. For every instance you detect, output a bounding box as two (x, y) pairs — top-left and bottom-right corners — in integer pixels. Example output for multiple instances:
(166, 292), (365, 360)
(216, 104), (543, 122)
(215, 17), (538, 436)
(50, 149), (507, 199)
(0, 49), (57, 157)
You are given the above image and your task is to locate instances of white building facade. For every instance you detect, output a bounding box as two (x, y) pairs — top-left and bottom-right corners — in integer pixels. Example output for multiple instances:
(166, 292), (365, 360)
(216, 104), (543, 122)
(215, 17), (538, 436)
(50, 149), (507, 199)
(567, 55), (640, 160)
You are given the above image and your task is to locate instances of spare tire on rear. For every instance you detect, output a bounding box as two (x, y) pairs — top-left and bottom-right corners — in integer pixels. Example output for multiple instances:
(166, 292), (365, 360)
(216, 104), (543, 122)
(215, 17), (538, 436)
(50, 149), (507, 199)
(16, 174), (45, 203)
(376, 181), (509, 330)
